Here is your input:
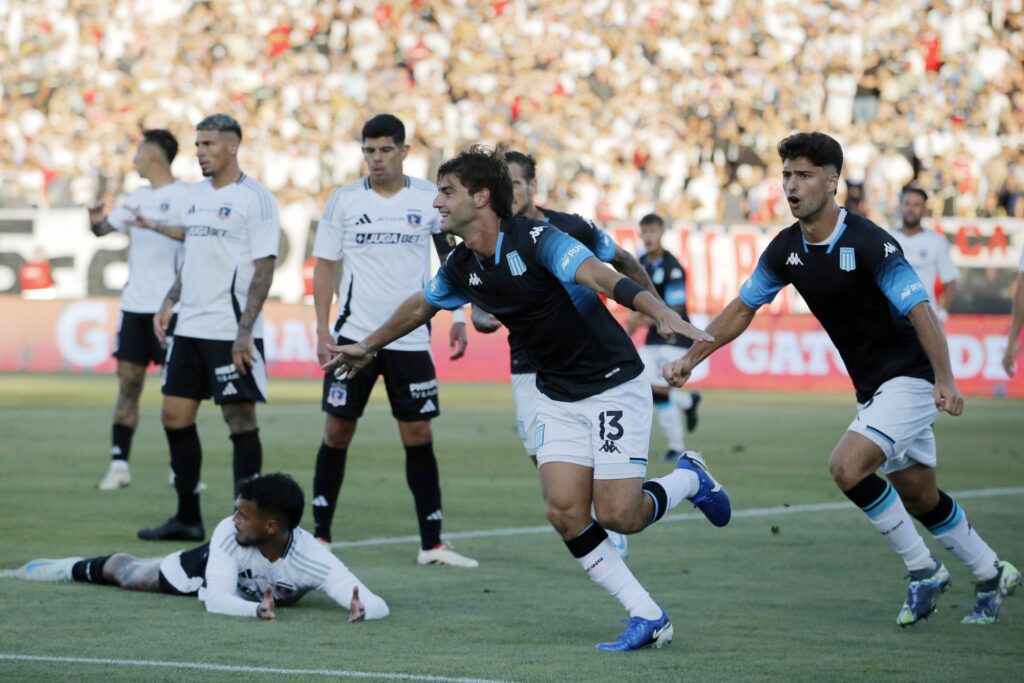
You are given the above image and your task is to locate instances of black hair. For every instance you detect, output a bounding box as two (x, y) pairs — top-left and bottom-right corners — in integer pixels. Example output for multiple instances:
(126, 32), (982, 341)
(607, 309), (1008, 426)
(142, 129), (178, 164)
(238, 473), (304, 530)
(361, 114), (406, 145)
(436, 145), (514, 219)
(639, 213), (665, 228)
(777, 132), (843, 175)
(196, 113), (242, 140)
(901, 185), (928, 202)
(503, 150), (537, 182)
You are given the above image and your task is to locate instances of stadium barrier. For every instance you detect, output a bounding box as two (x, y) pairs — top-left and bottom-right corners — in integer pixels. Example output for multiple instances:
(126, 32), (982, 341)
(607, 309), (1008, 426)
(0, 297), (1020, 398)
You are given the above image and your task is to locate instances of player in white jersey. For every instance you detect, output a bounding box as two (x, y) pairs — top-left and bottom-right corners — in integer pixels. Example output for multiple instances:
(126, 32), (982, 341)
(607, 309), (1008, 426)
(18, 473), (388, 622)
(311, 114), (475, 568)
(1004, 243), (1024, 377)
(139, 114), (280, 543)
(890, 186), (959, 321)
(87, 130), (189, 491)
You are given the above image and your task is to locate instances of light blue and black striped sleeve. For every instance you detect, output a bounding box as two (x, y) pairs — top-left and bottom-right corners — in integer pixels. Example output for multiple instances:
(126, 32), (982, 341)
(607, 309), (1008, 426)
(872, 241), (929, 316)
(423, 263), (471, 310)
(535, 227), (595, 285)
(740, 251), (788, 308)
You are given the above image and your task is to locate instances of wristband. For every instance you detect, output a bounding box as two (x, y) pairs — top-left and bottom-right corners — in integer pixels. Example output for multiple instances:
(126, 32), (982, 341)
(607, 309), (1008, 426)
(451, 308), (466, 324)
(357, 341), (378, 357)
(611, 278), (644, 309)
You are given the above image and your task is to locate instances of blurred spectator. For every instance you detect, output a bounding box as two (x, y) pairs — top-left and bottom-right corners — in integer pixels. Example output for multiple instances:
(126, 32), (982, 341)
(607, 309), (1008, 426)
(18, 247), (55, 299)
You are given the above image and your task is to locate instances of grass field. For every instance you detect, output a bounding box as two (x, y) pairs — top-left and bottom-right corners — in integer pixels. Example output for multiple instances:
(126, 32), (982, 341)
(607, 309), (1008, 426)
(1, 373), (1022, 682)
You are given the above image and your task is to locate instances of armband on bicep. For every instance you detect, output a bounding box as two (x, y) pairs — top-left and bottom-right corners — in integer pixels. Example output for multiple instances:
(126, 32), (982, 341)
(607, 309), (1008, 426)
(612, 278), (644, 309)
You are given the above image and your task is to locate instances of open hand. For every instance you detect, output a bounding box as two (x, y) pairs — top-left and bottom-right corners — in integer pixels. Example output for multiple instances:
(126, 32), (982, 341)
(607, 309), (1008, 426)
(257, 584), (276, 621)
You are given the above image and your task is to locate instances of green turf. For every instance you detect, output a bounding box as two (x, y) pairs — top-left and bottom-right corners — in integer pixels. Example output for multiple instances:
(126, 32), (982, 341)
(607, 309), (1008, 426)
(1, 374), (1022, 682)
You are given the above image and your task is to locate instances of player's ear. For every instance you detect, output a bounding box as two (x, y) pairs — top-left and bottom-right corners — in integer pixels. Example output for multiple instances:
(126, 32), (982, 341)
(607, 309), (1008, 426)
(473, 188), (491, 209)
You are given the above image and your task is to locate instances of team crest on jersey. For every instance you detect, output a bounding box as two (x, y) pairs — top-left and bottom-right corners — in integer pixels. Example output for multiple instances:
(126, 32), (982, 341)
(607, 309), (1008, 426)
(407, 210), (423, 228)
(218, 205), (232, 220)
(160, 202), (170, 212)
(653, 268), (664, 285)
(839, 247), (856, 272)
(327, 382), (347, 407)
(506, 251), (527, 276)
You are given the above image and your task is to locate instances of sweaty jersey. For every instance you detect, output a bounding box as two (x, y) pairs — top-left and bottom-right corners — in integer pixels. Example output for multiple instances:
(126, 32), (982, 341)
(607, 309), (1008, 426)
(314, 176), (443, 352)
(508, 208), (618, 374)
(640, 250), (692, 348)
(889, 227), (959, 308)
(175, 175), (280, 341)
(107, 181), (189, 313)
(425, 216), (643, 402)
(741, 210), (933, 403)
(178, 517), (388, 619)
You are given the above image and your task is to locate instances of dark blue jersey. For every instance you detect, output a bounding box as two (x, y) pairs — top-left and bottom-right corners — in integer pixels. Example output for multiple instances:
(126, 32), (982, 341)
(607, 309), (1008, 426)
(740, 212), (933, 403)
(639, 250), (691, 348)
(424, 215), (643, 402)
(506, 208), (618, 374)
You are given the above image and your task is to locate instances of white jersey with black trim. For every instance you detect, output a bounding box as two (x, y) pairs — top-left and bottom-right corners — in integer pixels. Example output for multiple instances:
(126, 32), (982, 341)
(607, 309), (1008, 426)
(201, 517), (389, 619)
(313, 176), (441, 351)
(175, 175), (280, 341)
(107, 181), (189, 313)
(889, 227), (959, 307)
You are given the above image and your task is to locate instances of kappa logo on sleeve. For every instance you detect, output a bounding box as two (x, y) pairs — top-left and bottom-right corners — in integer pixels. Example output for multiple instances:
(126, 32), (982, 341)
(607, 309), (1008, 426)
(883, 242), (898, 257)
(529, 226), (545, 243)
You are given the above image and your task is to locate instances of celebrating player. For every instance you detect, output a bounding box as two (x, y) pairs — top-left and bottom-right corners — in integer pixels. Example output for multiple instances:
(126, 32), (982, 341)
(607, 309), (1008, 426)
(664, 132), (1020, 626)
(18, 473), (388, 622)
(139, 113), (280, 541)
(323, 146), (731, 651)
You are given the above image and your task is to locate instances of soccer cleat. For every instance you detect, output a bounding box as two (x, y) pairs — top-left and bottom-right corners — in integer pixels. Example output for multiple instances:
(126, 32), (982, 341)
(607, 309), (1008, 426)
(676, 451), (731, 527)
(662, 449), (683, 463)
(961, 560), (1021, 625)
(595, 610), (674, 652)
(684, 392), (701, 432)
(417, 542), (479, 568)
(168, 469), (207, 493)
(98, 461), (131, 490)
(897, 559), (950, 627)
(17, 557), (82, 582)
(607, 530), (629, 559)
(138, 517), (205, 541)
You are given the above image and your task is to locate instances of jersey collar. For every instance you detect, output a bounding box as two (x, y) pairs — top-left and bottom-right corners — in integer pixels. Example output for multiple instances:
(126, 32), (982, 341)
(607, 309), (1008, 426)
(801, 208), (848, 254)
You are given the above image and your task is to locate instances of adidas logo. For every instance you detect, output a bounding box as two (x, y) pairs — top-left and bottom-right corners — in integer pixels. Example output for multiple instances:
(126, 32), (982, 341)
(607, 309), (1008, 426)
(355, 214), (372, 225)
(312, 495), (329, 507)
(468, 273), (482, 286)
(425, 509), (443, 521)
(222, 382), (238, 396)
(420, 399), (437, 413)
(785, 252), (803, 266)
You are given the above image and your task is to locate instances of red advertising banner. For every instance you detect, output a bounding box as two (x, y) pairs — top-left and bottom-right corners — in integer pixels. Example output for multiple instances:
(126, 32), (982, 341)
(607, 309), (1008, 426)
(0, 297), (1021, 398)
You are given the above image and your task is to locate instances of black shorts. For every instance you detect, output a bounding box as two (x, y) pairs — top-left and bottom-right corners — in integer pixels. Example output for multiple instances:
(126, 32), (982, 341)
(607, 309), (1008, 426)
(113, 312), (176, 367)
(158, 542), (209, 596)
(162, 335), (267, 404)
(322, 335), (440, 421)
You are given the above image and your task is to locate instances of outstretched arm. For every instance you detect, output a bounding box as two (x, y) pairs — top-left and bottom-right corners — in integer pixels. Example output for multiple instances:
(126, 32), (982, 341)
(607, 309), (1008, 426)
(125, 207), (185, 241)
(233, 257), (276, 375)
(1004, 271), (1024, 378)
(662, 297), (759, 386)
(609, 246), (658, 298)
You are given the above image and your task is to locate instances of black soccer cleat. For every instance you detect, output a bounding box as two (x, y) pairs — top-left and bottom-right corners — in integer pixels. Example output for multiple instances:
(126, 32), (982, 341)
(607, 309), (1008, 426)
(685, 392), (701, 432)
(138, 517), (205, 541)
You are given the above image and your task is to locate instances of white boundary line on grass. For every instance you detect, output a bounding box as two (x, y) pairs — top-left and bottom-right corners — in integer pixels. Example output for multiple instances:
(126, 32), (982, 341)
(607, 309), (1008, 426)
(0, 654), (510, 682)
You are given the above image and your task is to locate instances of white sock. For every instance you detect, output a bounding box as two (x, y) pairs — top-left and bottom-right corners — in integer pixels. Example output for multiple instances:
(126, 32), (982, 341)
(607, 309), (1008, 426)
(927, 502), (999, 581)
(655, 403), (685, 452)
(578, 538), (661, 619)
(669, 390), (693, 411)
(861, 486), (933, 572)
(647, 469), (700, 510)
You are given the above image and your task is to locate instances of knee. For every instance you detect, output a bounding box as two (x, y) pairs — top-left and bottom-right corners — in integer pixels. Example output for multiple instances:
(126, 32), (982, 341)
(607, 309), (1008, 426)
(161, 407), (192, 430)
(118, 374), (144, 400)
(399, 421), (432, 446)
(324, 418), (355, 449)
(545, 500), (588, 538)
(828, 459), (865, 491)
(222, 404), (257, 434)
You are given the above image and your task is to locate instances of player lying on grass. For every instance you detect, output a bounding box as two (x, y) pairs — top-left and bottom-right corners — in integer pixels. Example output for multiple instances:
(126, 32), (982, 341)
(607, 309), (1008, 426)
(17, 473), (387, 622)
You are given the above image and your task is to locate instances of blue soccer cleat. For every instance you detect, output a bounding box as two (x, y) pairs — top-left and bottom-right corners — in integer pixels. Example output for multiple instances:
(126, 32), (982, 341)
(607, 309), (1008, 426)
(676, 451), (731, 527)
(897, 558), (950, 627)
(595, 610), (674, 652)
(962, 560), (1021, 625)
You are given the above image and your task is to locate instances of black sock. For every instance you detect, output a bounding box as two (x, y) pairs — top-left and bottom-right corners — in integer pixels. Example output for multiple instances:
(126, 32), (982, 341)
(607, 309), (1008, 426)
(71, 555), (113, 584)
(642, 481), (669, 525)
(166, 425), (202, 525)
(913, 490), (956, 530)
(312, 442), (348, 540)
(111, 424), (134, 461)
(405, 442), (442, 550)
(564, 521), (609, 558)
(230, 428), (262, 494)
(842, 473), (890, 510)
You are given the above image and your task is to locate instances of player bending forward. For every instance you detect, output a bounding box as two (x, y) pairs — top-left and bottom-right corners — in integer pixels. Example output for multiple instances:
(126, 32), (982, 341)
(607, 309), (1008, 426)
(18, 473), (387, 622)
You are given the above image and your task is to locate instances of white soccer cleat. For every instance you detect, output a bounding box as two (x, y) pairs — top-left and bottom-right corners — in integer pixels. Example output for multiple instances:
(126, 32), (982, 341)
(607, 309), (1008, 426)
(168, 468), (207, 493)
(18, 557), (82, 582)
(98, 461), (131, 490)
(417, 543), (479, 568)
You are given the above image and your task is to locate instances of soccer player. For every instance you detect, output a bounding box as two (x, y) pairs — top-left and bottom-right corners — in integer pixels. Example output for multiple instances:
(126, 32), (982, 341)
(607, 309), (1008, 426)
(626, 214), (700, 461)
(138, 113), (280, 541)
(18, 473), (388, 622)
(1002, 244), (1024, 378)
(311, 114), (474, 567)
(323, 146), (732, 651)
(890, 186), (959, 322)
(88, 130), (189, 490)
(664, 132), (1020, 626)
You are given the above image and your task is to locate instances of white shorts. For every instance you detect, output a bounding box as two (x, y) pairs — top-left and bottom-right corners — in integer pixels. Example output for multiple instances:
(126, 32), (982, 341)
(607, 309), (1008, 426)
(511, 372), (540, 455)
(847, 376), (939, 474)
(535, 374), (653, 480)
(640, 344), (680, 388)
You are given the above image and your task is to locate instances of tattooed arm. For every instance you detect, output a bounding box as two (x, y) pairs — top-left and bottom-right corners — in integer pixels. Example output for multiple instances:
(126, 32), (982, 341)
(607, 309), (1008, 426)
(233, 256), (276, 375)
(153, 272), (183, 344)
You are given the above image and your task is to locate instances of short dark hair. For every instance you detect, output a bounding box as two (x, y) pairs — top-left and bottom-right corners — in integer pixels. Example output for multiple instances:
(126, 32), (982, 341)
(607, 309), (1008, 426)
(901, 185), (928, 202)
(504, 150), (536, 181)
(437, 145), (514, 219)
(777, 132), (843, 175)
(142, 129), (178, 164)
(238, 473), (304, 530)
(639, 213), (665, 228)
(361, 114), (406, 145)
(196, 113), (242, 140)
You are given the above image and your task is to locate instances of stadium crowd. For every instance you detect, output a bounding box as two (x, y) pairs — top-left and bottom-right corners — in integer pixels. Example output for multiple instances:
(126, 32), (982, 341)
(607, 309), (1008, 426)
(2, 0), (1023, 225)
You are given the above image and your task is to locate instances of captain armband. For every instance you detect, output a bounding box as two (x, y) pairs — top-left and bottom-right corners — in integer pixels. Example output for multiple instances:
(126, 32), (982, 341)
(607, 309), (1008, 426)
(611, 278), (645, 309)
